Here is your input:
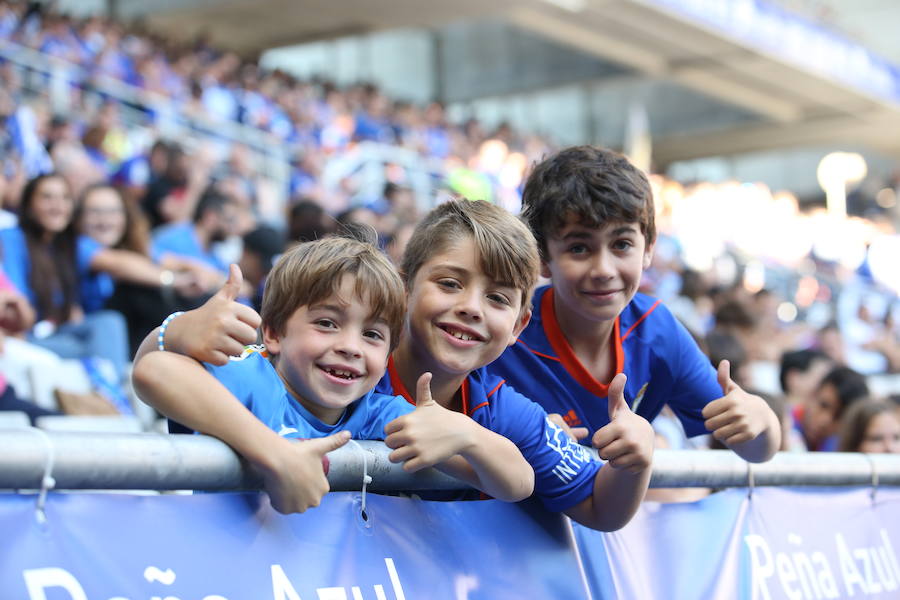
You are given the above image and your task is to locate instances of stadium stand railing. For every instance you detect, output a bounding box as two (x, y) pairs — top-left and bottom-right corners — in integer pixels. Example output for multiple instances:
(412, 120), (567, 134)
(2, 431), (899, 492)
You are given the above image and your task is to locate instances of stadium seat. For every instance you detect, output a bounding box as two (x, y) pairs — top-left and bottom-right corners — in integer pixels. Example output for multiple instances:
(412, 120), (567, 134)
(0, 411), (30, 429)
(35, 415), (144, 433)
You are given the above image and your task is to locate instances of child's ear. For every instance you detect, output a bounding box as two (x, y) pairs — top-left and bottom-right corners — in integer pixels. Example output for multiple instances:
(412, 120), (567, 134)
(540, 261), (552, 279)
(261, 325), (281, 355)
(508, 308), (532, 346)
(642, 242), (655, 270)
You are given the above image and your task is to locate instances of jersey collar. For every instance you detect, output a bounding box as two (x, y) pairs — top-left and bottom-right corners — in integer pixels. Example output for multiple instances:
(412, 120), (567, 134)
(387, 355), (470, 415)
(541, 287), (624, 397)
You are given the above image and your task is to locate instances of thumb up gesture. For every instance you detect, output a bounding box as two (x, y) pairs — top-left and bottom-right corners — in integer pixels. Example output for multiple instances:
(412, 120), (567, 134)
(702, 360), (771, 447)
(384, 373), (473, 472)
(165, 264), (262, 365)
(591, 373), (655, 474)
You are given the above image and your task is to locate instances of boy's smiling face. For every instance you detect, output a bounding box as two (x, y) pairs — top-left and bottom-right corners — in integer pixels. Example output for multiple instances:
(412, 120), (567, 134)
(406, 235), (530, 380)
(543, 216), (654, 328)
(263, 274), (391, 424)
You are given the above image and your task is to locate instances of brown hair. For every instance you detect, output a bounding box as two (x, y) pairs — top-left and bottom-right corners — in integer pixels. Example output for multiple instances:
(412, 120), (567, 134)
(76, 183), (152, 255)
(838, 398), (891, 452)
(521, 145), (655, 261)
(401, 199), (539, 310)
(261, 230), (405, 351)
(19, 173), (78, 322)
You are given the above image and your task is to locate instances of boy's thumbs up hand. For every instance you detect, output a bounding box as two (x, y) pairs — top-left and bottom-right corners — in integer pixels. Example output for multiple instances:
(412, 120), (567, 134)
(164, 264), (262, 365)
(717, 360), (738, 395)
(414, 371), (437, 408)
(591, 373), (654, 474)
(219, 263), (244, 302)
(702, 360), (771, 446)
(384, 372), (476, 472)
(261, 431), (351, 514)
(607, 372), (629, 420)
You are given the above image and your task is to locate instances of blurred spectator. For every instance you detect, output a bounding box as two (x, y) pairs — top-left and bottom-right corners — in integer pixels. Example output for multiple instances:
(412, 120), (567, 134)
(793, 366), (869, 451)
(239, 224), (284, 312)
(77, 183), (212, 352)
(816, 321), (847, 366)
(336, 205), (380, 237)
(713, 300), (758, 360)
(778, 349), (832, 409)
(287, 199), (333, 244)
(0, 174), (190, 376)
(151, 187), (238, 276)
(838, 398), (900, 453)
(705, 330), (749, 388)
(666, 268), (713, 337)
(0, 265), (61, 423)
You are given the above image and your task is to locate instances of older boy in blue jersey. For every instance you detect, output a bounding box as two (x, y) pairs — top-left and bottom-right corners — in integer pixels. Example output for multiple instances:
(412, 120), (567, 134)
(379, 199), (654, 531)
(133, 233), (534, 514)
(490, 146), (780, 462)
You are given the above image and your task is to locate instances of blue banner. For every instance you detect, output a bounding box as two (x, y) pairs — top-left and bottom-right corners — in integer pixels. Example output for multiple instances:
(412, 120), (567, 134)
(0, 492), (589, 600)
(575, 487), (900, 600)
(3, 487), (900, 599)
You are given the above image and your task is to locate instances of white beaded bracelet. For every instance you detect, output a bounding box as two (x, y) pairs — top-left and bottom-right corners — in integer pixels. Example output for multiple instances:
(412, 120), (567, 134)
(157, 311), (185, 351)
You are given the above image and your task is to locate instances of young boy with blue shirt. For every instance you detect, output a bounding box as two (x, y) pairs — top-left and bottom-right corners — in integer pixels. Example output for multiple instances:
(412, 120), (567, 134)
(490, 146), (781, 462)
(133, 233), (534, 514)
(378, 199), (654, 531)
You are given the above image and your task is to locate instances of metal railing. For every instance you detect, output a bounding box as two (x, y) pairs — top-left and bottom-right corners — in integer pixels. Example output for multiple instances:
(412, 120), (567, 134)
(1, 430), (899, 492)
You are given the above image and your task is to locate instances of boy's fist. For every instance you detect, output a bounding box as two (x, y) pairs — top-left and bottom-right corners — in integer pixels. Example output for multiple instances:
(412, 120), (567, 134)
(591, 373), (654, 474)
(261, 431), (351, 514)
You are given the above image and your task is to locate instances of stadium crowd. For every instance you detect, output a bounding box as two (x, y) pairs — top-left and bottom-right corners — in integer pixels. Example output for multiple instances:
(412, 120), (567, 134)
(0, 0), (899, 481)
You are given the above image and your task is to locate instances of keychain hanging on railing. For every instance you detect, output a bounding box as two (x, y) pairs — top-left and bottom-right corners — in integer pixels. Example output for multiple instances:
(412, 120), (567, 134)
(347, 439), (373, 526)
(29, 427), (57, 524)
(746, 462), (755, 500)
(863, 453), (880, 504)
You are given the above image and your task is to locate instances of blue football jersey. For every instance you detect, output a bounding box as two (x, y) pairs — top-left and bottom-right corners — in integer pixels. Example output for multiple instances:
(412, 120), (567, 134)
(376, 358), (601, 512)
(491, 286), (721, 437)
(206, 347), (412, 440)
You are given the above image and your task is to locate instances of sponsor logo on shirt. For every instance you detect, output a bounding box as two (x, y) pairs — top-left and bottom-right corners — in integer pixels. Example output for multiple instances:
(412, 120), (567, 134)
(544, 418), (593, 484)
(278, 425), (298, 437)
(562, 409), (582, 427)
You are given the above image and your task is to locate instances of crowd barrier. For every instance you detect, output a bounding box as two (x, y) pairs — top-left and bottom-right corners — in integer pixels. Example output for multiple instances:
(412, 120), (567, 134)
(2, 432), (900, 599)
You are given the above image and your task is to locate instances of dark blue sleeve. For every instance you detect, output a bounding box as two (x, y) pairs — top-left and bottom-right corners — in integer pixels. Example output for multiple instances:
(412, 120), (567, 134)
(664, 315), (722, 437)
(490, 384), (600, 512)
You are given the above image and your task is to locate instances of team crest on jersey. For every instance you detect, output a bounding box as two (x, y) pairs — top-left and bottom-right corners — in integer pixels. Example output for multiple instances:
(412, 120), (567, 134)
(631, 382), (649, 413)
(229, 344), (269, 361)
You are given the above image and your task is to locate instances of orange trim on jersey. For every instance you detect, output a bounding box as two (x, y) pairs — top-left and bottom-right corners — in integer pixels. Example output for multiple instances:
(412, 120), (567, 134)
(515, 338), (562, 362)
(470, 401), (490, 414)
(541, 287), (623, 397)
(386, 356), (472, 415)
(387, 356), (415, 406)
(460, 379), (471, 416)
(622, 299), (662, 341)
